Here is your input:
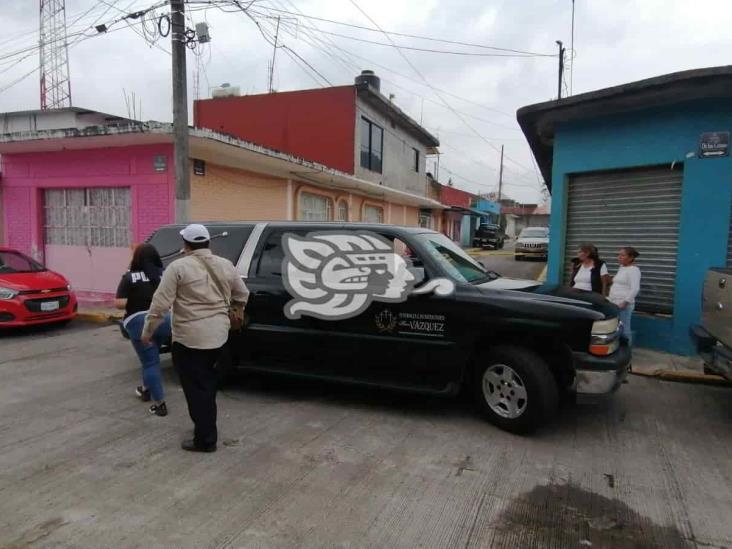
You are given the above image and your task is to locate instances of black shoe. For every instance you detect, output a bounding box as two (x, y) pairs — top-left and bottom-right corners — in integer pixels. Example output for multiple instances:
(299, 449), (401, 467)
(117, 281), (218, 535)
(149, 402), (168, 417)
(135, 386), (151, 402)
(181, 439), (217, 453)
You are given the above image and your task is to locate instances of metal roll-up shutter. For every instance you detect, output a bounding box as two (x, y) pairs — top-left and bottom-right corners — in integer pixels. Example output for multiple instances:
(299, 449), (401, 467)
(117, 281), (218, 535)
(727, 201), (732, 267)
(564, 166), (683, 314)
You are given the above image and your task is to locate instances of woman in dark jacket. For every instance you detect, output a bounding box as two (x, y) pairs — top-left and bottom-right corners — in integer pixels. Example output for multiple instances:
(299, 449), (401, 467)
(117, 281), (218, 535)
(570, 243), (610, 295)
(115, 243), (172, 416)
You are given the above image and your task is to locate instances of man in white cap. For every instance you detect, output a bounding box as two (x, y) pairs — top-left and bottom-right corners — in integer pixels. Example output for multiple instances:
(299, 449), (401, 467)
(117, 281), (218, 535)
(142, 223), (249, 453)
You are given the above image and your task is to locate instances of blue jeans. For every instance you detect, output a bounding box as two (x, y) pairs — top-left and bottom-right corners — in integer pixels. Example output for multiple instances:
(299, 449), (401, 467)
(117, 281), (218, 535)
(618, 304), (634, 346)
(124, 312), (172, 402)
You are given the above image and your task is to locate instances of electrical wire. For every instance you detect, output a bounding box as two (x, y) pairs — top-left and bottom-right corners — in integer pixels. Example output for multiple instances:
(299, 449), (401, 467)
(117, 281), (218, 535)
(258, 12), (520, 129)
(255, 24), (548, 58)
(0, 7), (168, 96)
(226, 3), (554, 57)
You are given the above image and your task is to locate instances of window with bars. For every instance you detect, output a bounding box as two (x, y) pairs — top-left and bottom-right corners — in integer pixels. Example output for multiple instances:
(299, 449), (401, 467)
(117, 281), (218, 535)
(336, 200), (349, 222)
(419, 210), (432, 229)
(363, 204), (384, 224)
(298, 192), (333, 221)
(44, 188), (131, 247)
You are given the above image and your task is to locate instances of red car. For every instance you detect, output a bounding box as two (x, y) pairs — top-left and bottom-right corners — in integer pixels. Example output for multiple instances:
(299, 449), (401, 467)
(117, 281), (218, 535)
(0, 247), (77, 328)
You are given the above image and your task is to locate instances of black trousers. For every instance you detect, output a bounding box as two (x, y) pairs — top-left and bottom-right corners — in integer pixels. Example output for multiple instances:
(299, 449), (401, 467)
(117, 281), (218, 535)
(172, 342), (223, 448)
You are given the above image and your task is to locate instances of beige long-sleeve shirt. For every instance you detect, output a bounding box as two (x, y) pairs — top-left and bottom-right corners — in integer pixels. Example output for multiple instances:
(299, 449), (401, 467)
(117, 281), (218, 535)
(142, 249), (249, 350)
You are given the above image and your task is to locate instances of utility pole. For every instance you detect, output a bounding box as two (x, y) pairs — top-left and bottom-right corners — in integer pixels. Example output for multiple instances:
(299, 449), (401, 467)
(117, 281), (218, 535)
(171, 0), (190, 222)
(556, 40), (565, 100)
(570, 0), (575, 95)
(497, 144), (504, 201)
(268, 16), (281, 93)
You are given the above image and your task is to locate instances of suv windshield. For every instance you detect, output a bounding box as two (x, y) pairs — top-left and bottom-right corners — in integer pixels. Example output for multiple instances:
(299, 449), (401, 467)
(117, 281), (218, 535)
(520, 228), (548, 238)
(415, 232), (488, 283)
(0, 251), (45, 273)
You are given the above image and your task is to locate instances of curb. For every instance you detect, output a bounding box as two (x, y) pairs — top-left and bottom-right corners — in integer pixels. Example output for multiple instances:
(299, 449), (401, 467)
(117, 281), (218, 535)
(466, 249), (514, 256)
(77, 311), (123, 324)
(630, 369), (730, 386)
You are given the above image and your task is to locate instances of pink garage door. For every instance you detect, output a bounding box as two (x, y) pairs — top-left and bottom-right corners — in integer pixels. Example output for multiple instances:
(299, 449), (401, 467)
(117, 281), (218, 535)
(43, 188), (132, 295)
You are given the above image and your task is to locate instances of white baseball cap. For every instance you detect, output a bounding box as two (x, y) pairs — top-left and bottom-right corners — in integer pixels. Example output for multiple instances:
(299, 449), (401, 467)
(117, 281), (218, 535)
(180, 223), (210, 243)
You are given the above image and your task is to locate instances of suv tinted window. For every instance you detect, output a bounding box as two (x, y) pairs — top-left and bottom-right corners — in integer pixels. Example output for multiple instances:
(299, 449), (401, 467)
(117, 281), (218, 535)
(256, 229), (310, 278)
(257, 231), (286, 278)
(148, 225), (253, 266)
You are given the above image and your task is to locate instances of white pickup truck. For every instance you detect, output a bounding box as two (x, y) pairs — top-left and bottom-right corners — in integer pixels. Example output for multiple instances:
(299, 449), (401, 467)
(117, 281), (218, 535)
(692, 268), (732, 381)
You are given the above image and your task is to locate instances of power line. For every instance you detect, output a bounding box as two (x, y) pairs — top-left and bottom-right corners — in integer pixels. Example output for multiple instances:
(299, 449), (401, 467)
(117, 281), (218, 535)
(230, 3), (554, 57)
(261, 12), (522, 132)
(252, 23), (550, 58)
(0, 8), (167, 96)
(230, 2), (332, 85)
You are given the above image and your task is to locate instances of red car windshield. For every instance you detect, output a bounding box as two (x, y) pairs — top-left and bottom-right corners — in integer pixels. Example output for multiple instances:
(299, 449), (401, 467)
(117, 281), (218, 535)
(0, 251), (46, 274)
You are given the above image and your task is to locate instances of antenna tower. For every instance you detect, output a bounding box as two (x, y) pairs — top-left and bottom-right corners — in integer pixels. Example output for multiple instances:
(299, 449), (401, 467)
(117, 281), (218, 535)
(39, 0), (72, 109)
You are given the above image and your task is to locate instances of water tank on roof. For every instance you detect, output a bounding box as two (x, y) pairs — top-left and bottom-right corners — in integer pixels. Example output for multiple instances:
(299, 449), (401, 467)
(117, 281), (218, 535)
(211, 83), (240, 98)
(355, 70), (380, 92)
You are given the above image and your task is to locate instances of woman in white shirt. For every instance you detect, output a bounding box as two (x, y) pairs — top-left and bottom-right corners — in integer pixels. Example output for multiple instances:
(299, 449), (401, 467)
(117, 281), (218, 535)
(570, 244), (610, 295)
(608, 247), (641, 344)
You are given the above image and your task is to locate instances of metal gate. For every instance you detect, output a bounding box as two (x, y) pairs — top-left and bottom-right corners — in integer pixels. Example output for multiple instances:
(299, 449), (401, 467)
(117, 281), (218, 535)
(43, 188), (131, 294)
(564, 167), (683, 314)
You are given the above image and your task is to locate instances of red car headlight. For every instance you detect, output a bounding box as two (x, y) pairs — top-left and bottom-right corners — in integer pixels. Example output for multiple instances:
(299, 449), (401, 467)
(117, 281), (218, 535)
(0, 286), (19, 300)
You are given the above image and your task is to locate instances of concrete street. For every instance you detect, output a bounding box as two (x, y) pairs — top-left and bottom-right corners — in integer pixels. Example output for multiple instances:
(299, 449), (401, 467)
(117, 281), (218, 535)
(1, 322), (731, 548)
(469, 240), (547, 281)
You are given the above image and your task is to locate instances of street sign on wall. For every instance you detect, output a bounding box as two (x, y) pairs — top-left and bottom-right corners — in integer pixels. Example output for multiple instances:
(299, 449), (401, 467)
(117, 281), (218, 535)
(699, 132), (729, 158)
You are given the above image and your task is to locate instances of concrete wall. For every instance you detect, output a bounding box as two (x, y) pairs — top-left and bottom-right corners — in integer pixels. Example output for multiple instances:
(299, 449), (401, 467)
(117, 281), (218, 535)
(1, 144), (174, 258)
(194, 87), (357, 174)
(516, 214), (550, 234)
(547, 99), (732, 354)
(191, 164), (289, 221)
(1, 144), (173, 302)
(0, 110), (128, 133)
(354, 98), (427, 196)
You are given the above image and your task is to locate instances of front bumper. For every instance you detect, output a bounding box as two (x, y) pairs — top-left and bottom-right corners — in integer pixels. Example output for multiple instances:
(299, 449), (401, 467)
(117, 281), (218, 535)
(691, 325), (732, 382)
(476, 237), (499, 246)
(573, 342), (632, 395)
(0, 292), (78, 327)
(515, 249), (547, 258)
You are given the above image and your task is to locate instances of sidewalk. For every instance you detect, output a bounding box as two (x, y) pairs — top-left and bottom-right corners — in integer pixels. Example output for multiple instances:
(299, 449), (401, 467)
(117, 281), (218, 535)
(631, 347), (730, 386)
(77, 306), (123, 324)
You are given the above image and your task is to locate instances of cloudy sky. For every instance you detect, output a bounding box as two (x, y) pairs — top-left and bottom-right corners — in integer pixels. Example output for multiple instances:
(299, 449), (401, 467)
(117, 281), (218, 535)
(1, 0), (731, 203)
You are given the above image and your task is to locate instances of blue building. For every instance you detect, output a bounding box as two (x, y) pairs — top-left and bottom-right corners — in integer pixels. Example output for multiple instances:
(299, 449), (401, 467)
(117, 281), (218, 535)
(518, 66), (732, 355)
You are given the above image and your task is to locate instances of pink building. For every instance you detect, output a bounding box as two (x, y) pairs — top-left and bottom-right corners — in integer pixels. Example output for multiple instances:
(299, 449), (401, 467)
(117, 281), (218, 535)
(0, 108), (443, 305)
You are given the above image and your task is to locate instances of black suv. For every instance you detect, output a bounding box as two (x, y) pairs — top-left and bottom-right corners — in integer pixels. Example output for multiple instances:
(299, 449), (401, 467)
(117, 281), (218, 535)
(472, 223), (505, 250)
(149, 222), (630, 433)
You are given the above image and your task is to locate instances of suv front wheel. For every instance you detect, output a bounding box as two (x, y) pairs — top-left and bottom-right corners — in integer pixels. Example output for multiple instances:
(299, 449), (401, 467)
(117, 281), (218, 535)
(472, 346), (558, 433)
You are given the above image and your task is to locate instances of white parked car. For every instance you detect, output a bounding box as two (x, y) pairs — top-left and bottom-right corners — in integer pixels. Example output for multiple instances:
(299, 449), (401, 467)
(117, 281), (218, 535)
(514, 227), (549, 261)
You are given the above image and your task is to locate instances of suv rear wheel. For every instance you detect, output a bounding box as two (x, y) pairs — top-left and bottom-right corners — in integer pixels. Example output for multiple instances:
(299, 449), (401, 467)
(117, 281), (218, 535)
(472, 346), (558, 433)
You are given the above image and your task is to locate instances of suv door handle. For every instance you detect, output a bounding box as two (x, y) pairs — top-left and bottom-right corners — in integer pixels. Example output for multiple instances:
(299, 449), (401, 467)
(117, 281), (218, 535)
(254, 290), (276, 297)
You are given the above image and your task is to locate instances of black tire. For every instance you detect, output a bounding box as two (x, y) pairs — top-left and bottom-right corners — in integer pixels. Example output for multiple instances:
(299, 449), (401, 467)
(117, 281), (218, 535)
(471, 345), (559, 434)
(514, 255), (522, 261)
(498, 240), (504, 249)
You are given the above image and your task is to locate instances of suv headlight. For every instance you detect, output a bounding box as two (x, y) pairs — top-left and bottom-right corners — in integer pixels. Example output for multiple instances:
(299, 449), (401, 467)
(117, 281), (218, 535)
(589, 317), (620, 356)
(0, 286), (19, 300)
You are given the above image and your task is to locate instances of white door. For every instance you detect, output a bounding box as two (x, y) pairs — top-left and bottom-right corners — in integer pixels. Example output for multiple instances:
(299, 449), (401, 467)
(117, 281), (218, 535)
(43, 188), (132, 295)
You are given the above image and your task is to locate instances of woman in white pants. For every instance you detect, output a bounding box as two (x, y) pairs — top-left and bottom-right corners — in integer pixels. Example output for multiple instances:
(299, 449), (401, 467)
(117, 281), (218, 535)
(609, 247), (641, 344)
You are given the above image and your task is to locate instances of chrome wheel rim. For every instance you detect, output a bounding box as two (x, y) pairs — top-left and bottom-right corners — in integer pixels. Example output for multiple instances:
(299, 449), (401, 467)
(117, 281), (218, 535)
(482, 364), (528, 419)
